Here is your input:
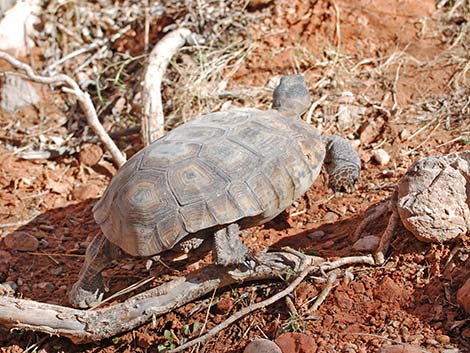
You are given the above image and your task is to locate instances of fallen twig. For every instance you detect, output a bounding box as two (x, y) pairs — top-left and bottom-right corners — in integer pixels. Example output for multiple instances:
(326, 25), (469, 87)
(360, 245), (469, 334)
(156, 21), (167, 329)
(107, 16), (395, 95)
(141, 28), (194, 145)
(169, 255), (313, 353)
(169, 253), (375, 352)
(0, 251), (375, 344)
(0, 251), (305, 343)
(0, 51), (126, 167)
(308, 270), (338, 312)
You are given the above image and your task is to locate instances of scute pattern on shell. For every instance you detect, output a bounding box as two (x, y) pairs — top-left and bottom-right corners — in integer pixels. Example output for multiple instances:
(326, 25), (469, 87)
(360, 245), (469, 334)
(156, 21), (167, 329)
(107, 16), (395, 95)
(93, 109), (325, 256)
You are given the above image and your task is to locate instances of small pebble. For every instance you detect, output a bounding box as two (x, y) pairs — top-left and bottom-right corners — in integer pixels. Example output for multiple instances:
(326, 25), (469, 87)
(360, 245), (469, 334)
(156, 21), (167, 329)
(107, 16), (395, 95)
(275, 333), (317, 353)
(51, 266), (63, 276)
(72, 184), (101, 201)
(307, 230), (325, 240)
(343, 269), (354, 283)
(37, 282), (55, 291)
(121, 263), (135, 271)
(380, 344), (423, 353)
(244, 338), (281, 353)
(400, 129), (411, 140)
(425, 338), (439, 346)
(78, 144), (103, 166)
(136, 334), (153, 349)
(215, 295), (234, 315)
(322, 240), (335, 248)
(352, 236), (380, 252)
(322, 212), (338, 223)
(436, 335), (450, 344)
(372, 148), (391, 165)
(3, 231), (39, 251)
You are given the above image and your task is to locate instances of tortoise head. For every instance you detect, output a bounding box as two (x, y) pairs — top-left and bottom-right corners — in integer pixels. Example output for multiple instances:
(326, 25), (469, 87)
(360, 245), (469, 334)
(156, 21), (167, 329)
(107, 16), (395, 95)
(272, 74), (311, 116)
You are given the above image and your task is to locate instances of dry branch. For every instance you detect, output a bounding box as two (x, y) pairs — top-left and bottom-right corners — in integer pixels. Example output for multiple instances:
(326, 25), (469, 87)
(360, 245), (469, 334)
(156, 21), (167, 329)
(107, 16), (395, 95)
(0, 251), (374, 344)
(141, 28), (194, 145)
(0, 51), (126, 168)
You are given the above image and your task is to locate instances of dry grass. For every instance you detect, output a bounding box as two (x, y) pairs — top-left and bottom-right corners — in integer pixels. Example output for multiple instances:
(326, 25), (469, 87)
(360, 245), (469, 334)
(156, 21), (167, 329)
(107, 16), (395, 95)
(24, 0), (469, 157)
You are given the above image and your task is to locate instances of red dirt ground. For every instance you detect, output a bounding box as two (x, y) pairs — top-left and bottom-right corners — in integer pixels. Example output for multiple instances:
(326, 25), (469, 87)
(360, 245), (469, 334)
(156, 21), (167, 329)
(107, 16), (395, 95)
(1, 0), (469, 352)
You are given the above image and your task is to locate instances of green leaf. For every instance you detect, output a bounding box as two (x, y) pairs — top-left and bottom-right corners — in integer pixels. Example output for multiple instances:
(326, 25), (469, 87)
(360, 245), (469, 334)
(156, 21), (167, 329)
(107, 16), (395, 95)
(182, 324), (190, 335)
(163, 329), (173, 342)
(291, 322), (299, 332)
(112, 337), (120, 344)
(192, 321), (201, 334)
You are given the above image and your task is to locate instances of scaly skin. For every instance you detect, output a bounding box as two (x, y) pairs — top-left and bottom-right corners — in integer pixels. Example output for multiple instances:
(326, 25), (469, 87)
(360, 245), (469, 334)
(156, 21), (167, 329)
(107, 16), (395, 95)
(322, 135), (361, 193)
(69, 234), (121, 308)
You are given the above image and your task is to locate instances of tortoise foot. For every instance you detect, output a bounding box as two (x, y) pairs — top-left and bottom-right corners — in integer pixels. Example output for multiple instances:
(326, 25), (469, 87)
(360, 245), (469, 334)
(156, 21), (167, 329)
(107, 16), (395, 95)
(329, 165), (360, 193)
(213, 224), (249, 266)
(69, 282), (104, 309)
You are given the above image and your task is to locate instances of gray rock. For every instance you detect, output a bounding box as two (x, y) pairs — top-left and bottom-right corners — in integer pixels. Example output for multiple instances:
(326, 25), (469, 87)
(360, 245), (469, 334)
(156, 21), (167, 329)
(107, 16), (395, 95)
(372, 148), (391, 166)
(353, 235), (380, 252)
(244, 339), (282, 353)
(51, 266), (63, 276)
(397, 151), (470, 243)
(0, 75), (39, 113)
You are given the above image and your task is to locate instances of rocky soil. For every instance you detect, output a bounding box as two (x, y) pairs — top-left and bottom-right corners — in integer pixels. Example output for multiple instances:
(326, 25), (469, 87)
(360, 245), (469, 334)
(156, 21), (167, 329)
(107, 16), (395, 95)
(0, 0), (469, 352)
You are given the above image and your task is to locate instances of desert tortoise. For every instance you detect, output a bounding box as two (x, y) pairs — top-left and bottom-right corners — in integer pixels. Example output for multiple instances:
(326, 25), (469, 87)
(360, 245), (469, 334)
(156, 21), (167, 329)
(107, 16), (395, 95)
(69, 74), (361, 308)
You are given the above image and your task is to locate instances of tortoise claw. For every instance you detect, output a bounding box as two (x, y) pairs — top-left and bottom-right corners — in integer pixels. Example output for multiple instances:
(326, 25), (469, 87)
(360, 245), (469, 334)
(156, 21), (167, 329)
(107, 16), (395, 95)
(69, 283), (105, 309)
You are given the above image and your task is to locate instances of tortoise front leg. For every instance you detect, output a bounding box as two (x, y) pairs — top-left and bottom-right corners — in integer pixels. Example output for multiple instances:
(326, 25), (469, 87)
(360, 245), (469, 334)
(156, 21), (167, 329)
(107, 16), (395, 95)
(322, 135), (361, 193)
(69, 233), (121, 308)
(213, 223), (248, 266)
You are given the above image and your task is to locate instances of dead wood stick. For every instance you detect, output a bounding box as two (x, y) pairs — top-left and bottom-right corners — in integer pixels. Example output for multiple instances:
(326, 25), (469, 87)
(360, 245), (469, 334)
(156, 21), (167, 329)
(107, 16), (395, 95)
(308, 270), (338, 312)
(0, 251), (304, 343)
(0, 252), (375, 344)
(0, 51), (126, 168)
(169, 257), (314, 353)
(141, 28), (193, 145)
(169, 254), (375, 352)
(374, 208), (400, 265)
(352, 200), (391, 243)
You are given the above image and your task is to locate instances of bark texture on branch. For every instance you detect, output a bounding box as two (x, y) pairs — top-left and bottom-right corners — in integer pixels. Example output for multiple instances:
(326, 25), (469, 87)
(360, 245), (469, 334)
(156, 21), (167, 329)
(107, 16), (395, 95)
(0, 252), (304, 343)
(141, 28), (193, 145)
(0, 251), (374, 344)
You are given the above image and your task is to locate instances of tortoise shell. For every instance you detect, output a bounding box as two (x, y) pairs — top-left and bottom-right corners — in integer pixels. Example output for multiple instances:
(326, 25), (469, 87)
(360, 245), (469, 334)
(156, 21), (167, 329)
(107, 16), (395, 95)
(93, 108), (325, 256)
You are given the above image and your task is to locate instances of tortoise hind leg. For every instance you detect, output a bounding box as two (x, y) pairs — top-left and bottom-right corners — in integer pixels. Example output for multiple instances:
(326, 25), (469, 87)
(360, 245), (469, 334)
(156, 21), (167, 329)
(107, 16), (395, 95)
(69, 233), (121, 308)
(213, 223), (248, 266)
